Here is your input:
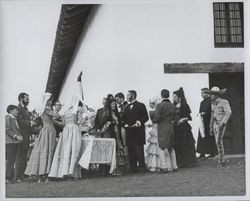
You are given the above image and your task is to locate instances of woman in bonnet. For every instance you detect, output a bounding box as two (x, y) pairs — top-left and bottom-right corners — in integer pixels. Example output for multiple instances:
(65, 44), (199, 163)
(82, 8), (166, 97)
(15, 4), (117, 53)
(24, 92), (59, 183)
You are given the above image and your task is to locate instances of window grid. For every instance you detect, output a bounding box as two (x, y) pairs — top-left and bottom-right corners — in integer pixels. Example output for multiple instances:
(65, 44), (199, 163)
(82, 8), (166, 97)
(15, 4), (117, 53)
(213, 2), (244, 47)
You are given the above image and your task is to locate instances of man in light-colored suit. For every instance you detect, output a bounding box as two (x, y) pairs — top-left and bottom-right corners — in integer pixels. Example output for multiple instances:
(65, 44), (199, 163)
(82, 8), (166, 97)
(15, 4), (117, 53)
(152, 89), (178, 172)
(208, 86), (232, 168)
(6, 105), (23, 184)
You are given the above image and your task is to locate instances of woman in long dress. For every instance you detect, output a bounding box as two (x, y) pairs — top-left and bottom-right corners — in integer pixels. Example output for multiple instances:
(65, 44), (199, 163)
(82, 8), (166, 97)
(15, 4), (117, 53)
(108, 98), (126, 176)
(173, 88), (197, 168)
(24, 93), (59, 183)
(145, 98), (162, 172)
(48, 96), (83, 179)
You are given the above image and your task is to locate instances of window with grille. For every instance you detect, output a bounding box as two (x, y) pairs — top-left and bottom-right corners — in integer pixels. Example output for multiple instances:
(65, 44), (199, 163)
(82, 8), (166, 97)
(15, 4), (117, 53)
(213, 2), (244, 47)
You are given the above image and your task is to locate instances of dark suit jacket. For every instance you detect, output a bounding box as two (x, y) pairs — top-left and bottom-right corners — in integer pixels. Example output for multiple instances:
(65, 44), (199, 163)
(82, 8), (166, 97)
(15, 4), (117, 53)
(152, 99), (175, 149)
(94, 107), (105, 130)
(17, 104), (31, 150)
(199, 98), (211, 136)
(5, 115), (22, 144)
(118, 101), (128, 125)
(123, 101), (149, 146)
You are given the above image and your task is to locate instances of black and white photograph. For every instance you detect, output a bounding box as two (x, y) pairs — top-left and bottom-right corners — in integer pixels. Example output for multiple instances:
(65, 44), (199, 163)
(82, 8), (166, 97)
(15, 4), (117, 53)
(0, 0), (249, 200)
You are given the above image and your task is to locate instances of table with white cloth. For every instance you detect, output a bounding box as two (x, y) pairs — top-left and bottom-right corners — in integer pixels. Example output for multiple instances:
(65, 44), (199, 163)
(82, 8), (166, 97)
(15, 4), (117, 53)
(78, 136), (116, 174)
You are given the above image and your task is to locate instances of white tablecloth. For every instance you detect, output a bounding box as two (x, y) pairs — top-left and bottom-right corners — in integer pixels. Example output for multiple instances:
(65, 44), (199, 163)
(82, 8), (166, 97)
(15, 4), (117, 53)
(78, 137), (116, 173)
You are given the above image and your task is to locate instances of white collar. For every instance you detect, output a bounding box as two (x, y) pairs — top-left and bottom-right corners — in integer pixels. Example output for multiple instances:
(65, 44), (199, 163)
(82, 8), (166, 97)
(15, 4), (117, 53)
(129, 100), (136, 104)
(7, 114), (16, 119)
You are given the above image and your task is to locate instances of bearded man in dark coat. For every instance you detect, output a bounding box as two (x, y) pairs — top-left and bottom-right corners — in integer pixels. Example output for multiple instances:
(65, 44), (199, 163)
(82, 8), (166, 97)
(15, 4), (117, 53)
(123, 90), (149, 173)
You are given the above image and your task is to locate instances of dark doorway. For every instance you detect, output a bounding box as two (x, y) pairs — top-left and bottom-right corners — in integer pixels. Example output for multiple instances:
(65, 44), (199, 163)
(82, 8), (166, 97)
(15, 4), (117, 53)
(209, 72), (244, 154)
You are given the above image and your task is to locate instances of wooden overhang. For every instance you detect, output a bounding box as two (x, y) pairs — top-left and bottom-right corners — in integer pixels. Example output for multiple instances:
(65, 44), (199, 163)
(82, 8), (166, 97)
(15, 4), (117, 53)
(45, 4), (94, 101)
(164, 63), (244, 74)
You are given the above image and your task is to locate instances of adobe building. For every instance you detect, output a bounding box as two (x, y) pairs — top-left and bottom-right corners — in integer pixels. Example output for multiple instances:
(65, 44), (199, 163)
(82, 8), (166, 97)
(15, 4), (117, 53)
(45, 1), (245, 154)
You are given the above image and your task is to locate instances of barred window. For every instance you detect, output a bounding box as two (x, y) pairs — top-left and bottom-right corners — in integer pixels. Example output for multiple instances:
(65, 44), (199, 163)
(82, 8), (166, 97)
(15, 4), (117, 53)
(213, 2), (244, 47)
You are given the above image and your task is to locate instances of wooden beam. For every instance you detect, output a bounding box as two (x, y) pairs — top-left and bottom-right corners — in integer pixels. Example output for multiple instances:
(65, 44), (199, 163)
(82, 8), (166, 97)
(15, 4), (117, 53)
(164, 63), (244, 73)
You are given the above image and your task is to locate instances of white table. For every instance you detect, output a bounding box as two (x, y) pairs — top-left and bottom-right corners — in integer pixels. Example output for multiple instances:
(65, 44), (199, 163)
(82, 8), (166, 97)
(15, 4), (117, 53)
(78, 137), (116, 174)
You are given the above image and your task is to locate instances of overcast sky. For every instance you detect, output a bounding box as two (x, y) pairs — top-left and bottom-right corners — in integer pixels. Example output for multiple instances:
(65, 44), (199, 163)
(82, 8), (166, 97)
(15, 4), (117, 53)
(0, 1), (61, 110)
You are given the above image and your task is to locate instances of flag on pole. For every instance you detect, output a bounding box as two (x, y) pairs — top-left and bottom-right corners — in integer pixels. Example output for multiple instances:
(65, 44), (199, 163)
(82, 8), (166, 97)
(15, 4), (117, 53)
(77, 71), (84, 101)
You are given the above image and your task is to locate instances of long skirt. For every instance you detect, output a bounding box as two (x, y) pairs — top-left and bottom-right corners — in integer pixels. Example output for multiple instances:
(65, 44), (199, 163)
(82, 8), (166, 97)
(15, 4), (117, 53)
(196, 131), (217, 155)
(174, 128), (197, 168)
(145, 128), (162, 171)
(24, 126), (56, 176)
(48, 125), (82, 178)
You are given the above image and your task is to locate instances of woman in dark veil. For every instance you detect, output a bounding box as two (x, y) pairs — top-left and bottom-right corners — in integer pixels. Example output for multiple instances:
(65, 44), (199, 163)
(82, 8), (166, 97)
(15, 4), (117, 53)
(173, 88), (197, 168)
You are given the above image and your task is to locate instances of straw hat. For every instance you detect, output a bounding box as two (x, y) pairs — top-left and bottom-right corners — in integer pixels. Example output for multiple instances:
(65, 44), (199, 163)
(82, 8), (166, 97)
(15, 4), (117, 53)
(206, 86), (227, 95)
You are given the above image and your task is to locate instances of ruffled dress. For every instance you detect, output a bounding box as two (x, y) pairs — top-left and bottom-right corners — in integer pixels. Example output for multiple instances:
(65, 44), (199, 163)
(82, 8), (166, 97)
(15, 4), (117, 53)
(48, 110), (82, 178)
(145, 123), (162, 172)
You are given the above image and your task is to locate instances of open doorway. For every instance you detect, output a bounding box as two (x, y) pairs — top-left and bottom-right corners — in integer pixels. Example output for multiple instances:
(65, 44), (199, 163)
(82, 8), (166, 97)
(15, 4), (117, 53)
(164, 62), (245, 154)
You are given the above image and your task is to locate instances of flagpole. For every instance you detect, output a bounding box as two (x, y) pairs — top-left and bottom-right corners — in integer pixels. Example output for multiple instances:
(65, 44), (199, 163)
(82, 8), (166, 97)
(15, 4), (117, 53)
(77, 71), (84, 101)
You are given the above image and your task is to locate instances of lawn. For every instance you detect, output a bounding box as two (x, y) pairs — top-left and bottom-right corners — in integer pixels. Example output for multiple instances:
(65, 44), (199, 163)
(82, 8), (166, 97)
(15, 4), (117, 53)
(5, 157), (245, 198)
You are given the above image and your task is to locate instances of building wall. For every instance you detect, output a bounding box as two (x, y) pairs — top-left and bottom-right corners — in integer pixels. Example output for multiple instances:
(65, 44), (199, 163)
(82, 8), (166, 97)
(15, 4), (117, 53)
(59, 1), (245, 141)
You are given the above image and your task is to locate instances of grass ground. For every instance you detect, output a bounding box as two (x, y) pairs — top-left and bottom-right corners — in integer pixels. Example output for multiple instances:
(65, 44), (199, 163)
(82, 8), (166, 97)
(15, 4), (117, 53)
(5, 157), (245, 198)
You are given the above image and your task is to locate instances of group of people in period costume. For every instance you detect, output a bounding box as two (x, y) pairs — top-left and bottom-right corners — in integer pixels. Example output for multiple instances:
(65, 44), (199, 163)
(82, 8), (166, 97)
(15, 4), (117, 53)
(5, 86), (232, 184)
(146, 88), (196, 172)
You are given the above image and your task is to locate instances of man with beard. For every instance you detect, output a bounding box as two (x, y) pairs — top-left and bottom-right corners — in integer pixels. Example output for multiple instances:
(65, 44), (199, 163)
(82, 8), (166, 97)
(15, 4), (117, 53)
(123, 90), (149, 173)
(15, 92), (33, 182)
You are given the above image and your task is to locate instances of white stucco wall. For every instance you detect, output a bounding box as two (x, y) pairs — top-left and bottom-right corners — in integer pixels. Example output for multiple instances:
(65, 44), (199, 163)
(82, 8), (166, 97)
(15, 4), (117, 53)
(59, 1), (245, 141)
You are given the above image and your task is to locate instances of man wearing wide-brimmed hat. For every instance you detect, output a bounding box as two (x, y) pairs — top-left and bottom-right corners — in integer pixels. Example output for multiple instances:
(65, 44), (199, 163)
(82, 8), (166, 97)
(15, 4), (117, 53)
(206, 86), (232, 168)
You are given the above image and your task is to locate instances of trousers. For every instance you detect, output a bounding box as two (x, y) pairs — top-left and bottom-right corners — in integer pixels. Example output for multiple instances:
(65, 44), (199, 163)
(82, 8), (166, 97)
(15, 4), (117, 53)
(128, 145), (146, 172)
(15, 143), (29, 180)
(213, 122), (226, 164)
(6, 144), (19, 181)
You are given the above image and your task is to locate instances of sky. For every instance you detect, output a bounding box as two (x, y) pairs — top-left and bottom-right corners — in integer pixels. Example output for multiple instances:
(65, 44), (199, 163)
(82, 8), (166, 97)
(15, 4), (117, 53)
(0, 1), (61, 110)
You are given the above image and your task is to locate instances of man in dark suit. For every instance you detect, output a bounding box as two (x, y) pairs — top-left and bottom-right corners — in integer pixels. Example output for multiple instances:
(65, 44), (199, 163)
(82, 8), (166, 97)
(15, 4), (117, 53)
(94, 97), (109, 176)
(115, 92), (128, 142)
(6, 105), (23, 184)
(115, 92), (129, 171)
(15, 92), (32, 182)
(115, 92), (128, 114)
(123, 90), (149, 173)
(94, 97), (107, 132)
